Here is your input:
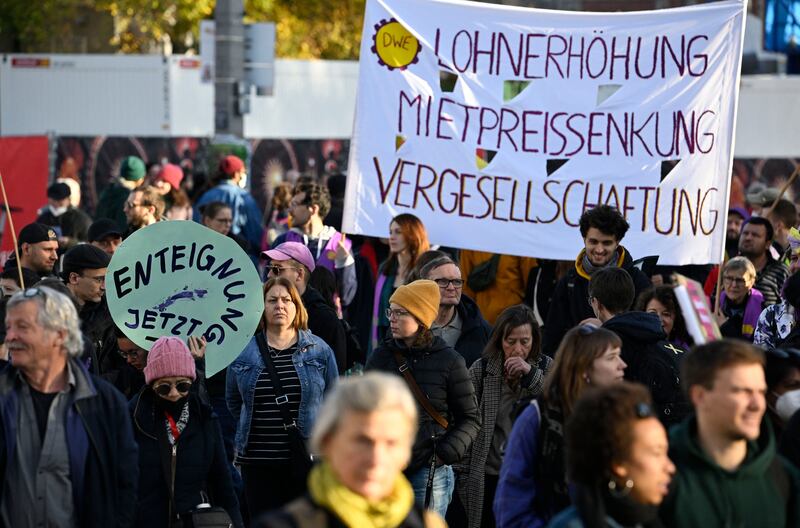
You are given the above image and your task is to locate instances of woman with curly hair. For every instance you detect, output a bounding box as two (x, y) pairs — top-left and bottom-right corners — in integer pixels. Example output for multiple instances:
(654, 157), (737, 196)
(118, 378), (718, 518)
(548, 382), (675, 528)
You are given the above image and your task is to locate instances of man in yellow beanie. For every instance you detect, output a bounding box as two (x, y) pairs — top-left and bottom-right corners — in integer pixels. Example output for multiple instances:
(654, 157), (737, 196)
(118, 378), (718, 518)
(366, 280), (480, 519)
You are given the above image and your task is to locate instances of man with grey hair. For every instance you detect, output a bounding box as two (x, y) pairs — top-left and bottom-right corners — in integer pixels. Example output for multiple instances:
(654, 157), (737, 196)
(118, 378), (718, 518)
(0, 286), (138, 526)
(420, 256), (492, 368)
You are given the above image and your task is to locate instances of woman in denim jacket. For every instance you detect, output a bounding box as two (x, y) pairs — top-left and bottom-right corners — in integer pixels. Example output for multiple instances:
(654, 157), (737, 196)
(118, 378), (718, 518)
(227, 276), (338, 518)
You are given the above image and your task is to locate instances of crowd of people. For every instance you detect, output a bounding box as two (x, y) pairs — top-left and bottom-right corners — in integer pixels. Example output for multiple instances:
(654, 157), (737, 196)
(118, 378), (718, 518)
(0, 154), (799, 527)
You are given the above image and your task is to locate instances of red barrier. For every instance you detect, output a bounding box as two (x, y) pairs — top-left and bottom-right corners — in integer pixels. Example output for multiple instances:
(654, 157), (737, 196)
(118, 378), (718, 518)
(0, 136), (49, 252)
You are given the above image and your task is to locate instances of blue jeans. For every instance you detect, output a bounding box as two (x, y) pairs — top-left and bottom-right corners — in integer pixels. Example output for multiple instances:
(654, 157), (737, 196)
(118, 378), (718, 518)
(408, 464), (455, 518)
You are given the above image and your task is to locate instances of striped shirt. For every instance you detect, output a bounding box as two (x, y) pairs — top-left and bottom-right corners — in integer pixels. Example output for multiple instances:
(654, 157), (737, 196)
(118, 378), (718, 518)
(756, 257), (789, 308)
(237, 345), (301, 464)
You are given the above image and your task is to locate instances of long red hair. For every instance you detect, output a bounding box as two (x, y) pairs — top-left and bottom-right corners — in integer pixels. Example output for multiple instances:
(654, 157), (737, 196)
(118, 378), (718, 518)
(384, 213), (430, 277)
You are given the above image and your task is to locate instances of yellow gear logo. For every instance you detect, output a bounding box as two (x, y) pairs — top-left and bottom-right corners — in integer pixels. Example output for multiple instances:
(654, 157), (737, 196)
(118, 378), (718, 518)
(371, 19), (421, 71)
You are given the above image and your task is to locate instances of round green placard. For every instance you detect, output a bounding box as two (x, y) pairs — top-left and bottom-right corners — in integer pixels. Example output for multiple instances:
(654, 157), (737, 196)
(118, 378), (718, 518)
(106, 221), (264, 377)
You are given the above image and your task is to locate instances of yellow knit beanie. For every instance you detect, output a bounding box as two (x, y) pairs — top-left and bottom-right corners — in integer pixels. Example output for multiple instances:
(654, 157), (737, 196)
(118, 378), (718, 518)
(389, 279), (441, 328)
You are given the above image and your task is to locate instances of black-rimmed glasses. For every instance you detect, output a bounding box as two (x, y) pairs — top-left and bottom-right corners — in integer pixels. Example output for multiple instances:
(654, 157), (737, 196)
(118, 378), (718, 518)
(433, 278), (464, 289)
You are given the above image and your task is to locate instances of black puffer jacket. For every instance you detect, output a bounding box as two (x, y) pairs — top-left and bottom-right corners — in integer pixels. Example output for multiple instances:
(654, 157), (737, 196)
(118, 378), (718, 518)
(542, 247), (651, 357)
(366, 336), (481, 473)
(453, 294), (492, 369)
(603, 311), (691, 426)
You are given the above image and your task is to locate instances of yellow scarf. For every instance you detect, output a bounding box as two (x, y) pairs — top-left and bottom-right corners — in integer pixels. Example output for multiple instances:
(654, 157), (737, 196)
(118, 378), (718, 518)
(308, 462), (415, 528)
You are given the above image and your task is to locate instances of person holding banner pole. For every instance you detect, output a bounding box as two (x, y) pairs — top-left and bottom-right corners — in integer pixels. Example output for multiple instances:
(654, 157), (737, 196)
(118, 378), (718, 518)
(371, 214), (430, 351)
(227, 277), (338, 518)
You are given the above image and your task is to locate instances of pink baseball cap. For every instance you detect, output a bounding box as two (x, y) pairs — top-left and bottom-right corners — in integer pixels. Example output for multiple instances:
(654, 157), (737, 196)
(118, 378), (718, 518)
(156, 163), (184, 189)
(262, 242), (316, 272)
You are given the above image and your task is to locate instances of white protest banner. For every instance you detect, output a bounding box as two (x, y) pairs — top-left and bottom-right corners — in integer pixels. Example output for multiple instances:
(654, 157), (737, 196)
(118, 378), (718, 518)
(106, 221), (264, 377)
(344, 0), (746, 265)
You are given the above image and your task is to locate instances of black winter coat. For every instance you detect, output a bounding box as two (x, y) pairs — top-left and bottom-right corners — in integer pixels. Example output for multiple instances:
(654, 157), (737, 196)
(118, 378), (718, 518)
(302, 286), (347, 374)
(80, 299), (127, 382)
(542, 247), (651, 357)
(366, 336), (481, 473)
(453, 294), (492, 369)
(603, 312), (691, 426)
(129, 389), (243, 528)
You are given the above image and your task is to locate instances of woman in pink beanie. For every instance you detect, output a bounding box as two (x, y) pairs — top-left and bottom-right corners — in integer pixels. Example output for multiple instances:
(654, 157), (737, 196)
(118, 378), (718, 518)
(153, 163), (192, 220)
(130, 336), (243, 527)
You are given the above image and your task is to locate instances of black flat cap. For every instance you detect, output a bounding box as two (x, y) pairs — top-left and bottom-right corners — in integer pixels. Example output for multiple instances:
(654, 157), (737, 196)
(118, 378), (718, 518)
(61, 244), (111, 276)
(88, 219), (124, 242)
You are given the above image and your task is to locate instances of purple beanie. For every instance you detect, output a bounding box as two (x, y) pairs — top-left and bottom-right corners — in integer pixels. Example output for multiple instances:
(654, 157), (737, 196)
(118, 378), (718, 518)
(144, 337), (196, 384)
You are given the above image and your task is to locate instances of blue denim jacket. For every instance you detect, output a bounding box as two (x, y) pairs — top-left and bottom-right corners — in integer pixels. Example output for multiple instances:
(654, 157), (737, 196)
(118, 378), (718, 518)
(226, 330), (338, 455)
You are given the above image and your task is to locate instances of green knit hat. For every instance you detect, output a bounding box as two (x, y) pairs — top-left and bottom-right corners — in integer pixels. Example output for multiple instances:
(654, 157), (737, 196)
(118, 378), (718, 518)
(120, 156), (146, 182)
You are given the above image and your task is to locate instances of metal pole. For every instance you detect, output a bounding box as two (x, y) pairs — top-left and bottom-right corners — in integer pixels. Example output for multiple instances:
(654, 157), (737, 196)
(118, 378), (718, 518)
(214, 0), (245, 137)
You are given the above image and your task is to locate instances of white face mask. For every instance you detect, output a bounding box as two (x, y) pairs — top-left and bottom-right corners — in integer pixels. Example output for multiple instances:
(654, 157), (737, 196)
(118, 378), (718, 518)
(49, 204), (68, 217)
(237, 173), (247, 189)
(775, 389), (800, 422)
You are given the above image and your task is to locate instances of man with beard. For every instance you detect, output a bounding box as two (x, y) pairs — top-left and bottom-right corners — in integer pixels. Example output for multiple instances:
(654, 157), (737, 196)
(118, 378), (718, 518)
(123, 185), (164, 236)
(726, 207), (749, 258)
(17, 223), (59, 279)
(739, 217), (789, 308)
(660, 340), (800, 527)
(541, 205), (651, 357)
